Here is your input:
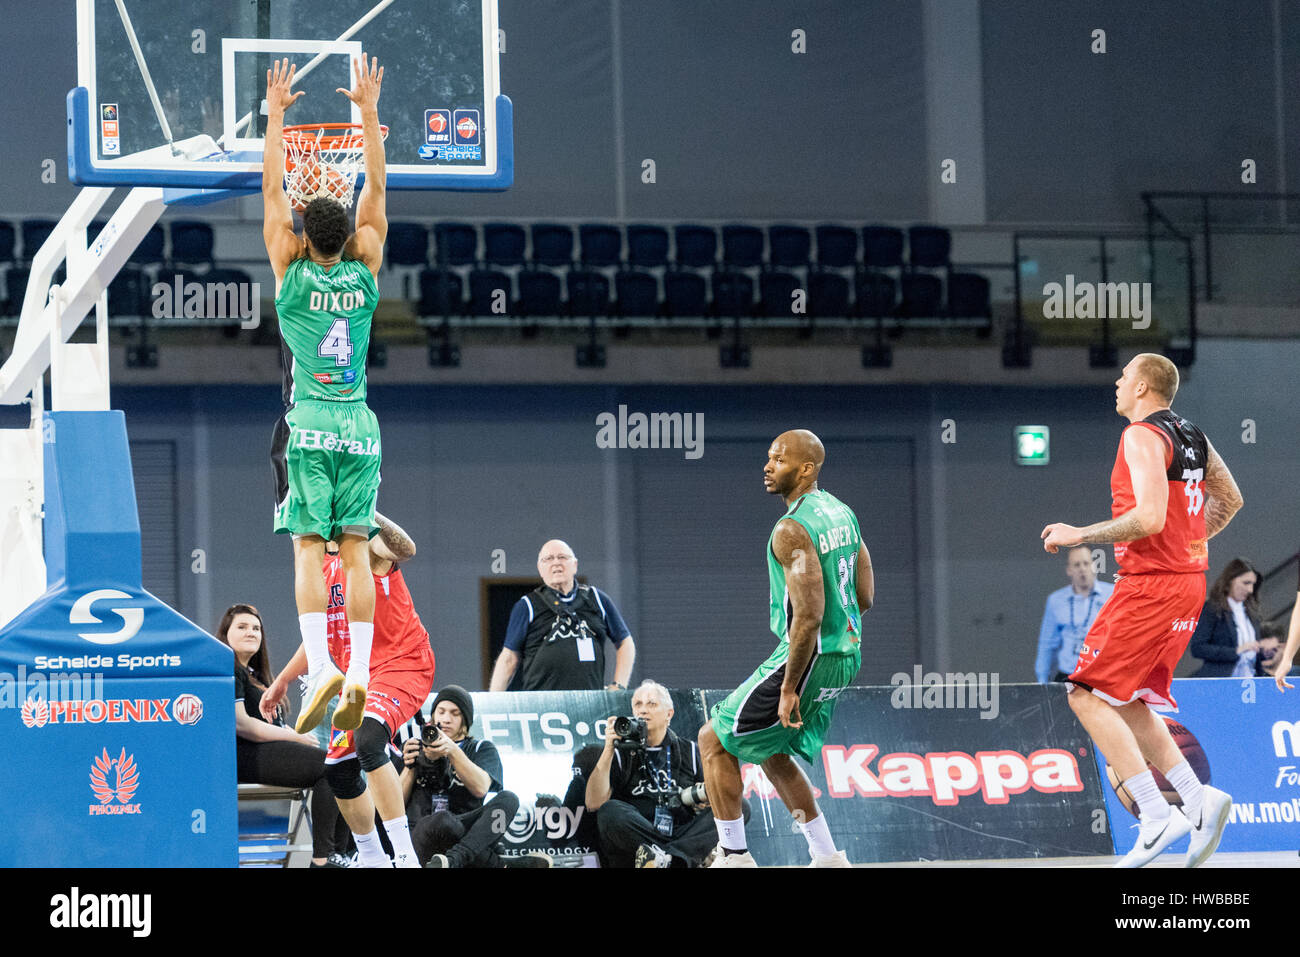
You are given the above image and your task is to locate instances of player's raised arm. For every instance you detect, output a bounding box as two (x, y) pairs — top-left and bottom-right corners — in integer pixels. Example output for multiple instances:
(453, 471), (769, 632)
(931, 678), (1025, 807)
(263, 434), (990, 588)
(262, 59), (305, 281)
(772, 518), (825, 728)
(371, 510), (417, 565)
(1200, 439), (1243, 540)
(340, 55), (387, 276)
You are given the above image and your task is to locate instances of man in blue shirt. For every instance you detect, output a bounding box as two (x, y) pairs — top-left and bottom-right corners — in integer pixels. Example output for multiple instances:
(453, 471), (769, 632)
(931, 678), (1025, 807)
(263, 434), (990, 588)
(489, 539), (636, 691)
(1035, 545), (1114, 682)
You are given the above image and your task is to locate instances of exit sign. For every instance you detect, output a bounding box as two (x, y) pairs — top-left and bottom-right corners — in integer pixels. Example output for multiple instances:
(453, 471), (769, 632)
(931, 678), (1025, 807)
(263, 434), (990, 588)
(1015, 426), (1050, 465)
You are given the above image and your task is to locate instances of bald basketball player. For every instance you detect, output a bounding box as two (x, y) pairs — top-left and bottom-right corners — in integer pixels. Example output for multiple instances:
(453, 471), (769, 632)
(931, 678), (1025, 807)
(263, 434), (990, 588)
(1042, 353), (1242, 868)
(699, 430), (873, 867)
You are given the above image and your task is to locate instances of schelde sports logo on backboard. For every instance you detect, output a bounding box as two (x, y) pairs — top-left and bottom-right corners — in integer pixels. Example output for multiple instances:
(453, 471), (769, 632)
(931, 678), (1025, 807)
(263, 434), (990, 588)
(89, 748), (140, 815)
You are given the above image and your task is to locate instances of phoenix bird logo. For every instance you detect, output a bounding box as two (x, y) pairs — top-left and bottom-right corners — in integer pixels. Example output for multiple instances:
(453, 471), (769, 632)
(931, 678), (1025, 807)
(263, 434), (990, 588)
(20, 698), (49, 728)
(90, 748), (140, 805)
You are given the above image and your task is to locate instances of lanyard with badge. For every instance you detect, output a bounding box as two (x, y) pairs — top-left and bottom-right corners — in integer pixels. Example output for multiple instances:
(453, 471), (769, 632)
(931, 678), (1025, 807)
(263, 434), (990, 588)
(645, 741), (674, 837)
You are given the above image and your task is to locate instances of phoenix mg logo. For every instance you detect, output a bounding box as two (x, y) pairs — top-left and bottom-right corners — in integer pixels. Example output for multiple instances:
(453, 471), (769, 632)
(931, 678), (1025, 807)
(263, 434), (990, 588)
(70, 590), (143, 645)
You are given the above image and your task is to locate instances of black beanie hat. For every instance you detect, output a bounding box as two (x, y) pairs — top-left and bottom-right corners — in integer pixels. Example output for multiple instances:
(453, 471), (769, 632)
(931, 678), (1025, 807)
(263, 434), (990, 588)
(432, 685), (475, 730)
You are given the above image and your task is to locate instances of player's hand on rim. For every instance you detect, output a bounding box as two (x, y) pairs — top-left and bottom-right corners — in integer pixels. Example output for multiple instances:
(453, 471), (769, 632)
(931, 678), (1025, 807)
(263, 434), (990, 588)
(265, 58), (305, 115)
(1041, 523), (1083, 554)
(778, 688), (802, 729)
(338, 54), (384, 110)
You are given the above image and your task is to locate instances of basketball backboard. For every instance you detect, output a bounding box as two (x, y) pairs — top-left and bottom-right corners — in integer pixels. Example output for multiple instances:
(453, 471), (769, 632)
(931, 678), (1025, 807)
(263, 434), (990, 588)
(69, 0), (511, 191)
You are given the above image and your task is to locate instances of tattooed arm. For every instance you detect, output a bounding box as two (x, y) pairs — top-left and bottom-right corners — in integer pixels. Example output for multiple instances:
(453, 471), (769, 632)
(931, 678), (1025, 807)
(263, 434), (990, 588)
(369, 511), (416, 572)
(1200, 439), (1243, 539)
(1042, 426), (1169, 551)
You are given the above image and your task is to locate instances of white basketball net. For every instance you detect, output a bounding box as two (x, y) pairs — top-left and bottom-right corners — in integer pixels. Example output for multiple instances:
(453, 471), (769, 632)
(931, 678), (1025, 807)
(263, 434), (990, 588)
(283, 124), (388, 211)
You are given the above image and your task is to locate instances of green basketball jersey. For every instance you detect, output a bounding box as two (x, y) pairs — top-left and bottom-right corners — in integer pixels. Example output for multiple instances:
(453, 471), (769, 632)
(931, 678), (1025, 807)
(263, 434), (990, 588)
(275, 257), (378, 403)
(767, 488), (864, 655)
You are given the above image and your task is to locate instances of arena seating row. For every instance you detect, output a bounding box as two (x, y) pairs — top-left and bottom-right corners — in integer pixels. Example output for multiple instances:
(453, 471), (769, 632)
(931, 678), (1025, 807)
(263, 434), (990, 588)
(0, 218), (991, 325)
(404, 222), (991, 324)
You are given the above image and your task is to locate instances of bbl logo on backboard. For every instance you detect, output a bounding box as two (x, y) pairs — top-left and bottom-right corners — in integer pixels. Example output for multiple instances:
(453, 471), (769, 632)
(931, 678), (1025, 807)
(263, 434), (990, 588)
(425, 109), (452, 146)
(453, 109), (481, 147)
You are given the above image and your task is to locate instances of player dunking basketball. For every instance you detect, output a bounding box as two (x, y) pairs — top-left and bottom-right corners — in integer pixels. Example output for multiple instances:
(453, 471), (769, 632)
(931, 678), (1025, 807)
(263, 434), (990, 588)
(1042, 353), (1243, 868)
(699, 430), (873, 867)
(262, 56), (388, 735)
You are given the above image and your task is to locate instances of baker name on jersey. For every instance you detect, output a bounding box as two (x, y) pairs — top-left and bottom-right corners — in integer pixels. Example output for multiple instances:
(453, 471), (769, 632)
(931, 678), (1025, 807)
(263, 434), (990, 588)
(294, 429), (380, 455)
(308, 290), (368, 311)
(817, 523), (859, 554)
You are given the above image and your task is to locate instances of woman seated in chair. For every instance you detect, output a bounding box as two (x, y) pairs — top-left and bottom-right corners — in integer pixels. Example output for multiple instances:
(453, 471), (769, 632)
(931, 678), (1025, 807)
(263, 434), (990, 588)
(220, 603), (345, 867)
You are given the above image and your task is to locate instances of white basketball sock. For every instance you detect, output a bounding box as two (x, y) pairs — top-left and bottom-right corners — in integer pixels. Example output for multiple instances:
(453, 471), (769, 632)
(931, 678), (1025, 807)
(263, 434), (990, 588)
(1164, 761), (1204, 820)
(383, 816), (419, 866)
(714, 815), (747, 852)
(1124, 769), (1171, 821)
(346, 621), (373, 685)
(798, 811), (838, 858)
(353, 827), (390, 868)
(298, 613), (329, 675)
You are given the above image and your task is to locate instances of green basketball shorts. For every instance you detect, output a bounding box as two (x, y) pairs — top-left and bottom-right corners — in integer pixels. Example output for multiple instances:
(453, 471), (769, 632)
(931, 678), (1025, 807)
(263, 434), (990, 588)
(710, 645), (860, 766)
(271, 399), (381, 541)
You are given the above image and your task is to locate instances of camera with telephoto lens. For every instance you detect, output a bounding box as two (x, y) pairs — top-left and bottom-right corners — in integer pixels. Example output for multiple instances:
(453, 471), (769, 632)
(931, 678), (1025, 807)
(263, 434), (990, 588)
(666, 782), (707, 811)
(612, 715), (647, 751)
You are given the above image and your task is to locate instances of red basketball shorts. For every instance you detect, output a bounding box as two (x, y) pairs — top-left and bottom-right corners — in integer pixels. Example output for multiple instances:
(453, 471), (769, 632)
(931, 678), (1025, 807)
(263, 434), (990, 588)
(326, 645), (435, 763)
(1068, 571), (1205, 710)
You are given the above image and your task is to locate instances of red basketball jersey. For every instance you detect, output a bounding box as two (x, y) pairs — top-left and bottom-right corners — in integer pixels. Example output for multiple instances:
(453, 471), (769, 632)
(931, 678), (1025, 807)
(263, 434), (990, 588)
(323, 556), (432, 669)
(1110, 410), (1210, 575)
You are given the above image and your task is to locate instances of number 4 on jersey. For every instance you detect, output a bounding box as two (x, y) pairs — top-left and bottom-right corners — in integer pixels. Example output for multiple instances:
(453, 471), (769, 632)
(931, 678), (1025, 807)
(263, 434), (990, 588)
(318, 318), (353, 367)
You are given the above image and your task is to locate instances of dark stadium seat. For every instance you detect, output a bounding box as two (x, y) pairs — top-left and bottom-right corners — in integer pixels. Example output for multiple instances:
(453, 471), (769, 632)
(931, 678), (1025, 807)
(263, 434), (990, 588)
(468, 268), (511, 315)
(814, 225), (857, 269)
(386, 222), (430, 267)
(483, 223), (526, 266)
(626, 225), (669, 267)
(809, 272), (851, 318)
(417, 268), (464, 318)
(908, 225), (952, 269)
(530, 223), (574, 268)
(169, 220), (215, 266)
(614, 270), (659, 317)
(900, 272), (943, 317)
(434, 222), (478, 266)
(948, 271), (991, 319)
(673, 225), (717, 269)
(712, 271), (754, 317)
(862, 225), (905, 270)
(20, 218), (57, 263)
(0, 222), (15, 264)
(721, 225), (764, 269)
(664, 271), (707, 318)
(127, 225), (166, 266)
(567, 269), (610, 317)
(578, 224), (622, 267)
(856, 272), (897, 318)
(759, 271), (801, 318)
(767, 225), (811, 269)
(518, 270), (563, 317)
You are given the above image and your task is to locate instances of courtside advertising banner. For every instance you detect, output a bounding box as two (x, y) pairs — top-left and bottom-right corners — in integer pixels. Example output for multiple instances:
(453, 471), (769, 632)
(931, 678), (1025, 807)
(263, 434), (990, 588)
(701, 683), (1113, 864)
(1094, 677), (1300, 854)
(436, 684), (1110, 865)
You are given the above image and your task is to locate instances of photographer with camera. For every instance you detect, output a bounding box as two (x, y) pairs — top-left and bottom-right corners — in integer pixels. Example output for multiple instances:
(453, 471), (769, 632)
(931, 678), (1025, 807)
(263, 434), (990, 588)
(400, 685), (543, 868)
(585, 680), (743, 868)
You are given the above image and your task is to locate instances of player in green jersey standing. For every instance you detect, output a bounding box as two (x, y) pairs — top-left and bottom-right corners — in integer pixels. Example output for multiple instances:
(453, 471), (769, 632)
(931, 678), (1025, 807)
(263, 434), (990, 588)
(262, 56), (388, 734)
(699, 429), (874, 867)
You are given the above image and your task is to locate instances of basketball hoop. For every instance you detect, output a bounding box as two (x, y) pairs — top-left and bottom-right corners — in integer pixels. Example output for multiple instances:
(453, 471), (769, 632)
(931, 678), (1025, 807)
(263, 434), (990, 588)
(282, 123), (389, 211)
